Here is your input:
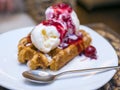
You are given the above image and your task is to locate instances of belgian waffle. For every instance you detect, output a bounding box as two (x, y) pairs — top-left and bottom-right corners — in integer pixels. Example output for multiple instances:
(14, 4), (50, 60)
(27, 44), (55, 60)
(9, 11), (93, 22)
(18, 30), (92, 70)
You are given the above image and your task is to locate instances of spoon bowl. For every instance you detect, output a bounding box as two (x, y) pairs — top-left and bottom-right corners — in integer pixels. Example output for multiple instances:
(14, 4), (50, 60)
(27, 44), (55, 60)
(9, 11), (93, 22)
(22, 70), (56, 83)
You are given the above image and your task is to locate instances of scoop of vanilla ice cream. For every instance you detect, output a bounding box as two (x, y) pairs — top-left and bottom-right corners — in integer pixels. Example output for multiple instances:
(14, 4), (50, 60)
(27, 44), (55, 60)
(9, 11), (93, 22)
(71, 11), (80, 33)
(31, 24), (60, 53)
(45, 3), (80, 33)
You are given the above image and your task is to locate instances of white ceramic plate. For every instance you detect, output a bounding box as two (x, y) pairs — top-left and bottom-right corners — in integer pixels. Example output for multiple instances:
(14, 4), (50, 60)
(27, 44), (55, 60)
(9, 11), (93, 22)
(0, 25), (118, 90)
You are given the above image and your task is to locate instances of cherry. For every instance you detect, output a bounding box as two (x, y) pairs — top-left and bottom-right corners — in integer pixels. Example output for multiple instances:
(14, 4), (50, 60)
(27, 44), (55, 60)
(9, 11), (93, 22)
(84, 45), (97, 59)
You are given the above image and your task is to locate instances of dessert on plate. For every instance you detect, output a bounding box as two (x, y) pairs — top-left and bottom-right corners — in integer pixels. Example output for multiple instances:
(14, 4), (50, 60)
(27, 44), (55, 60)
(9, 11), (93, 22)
(18, 3), (97, 70)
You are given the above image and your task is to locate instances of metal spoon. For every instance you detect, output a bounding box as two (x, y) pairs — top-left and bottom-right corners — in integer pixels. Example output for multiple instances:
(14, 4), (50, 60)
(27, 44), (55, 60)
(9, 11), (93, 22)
(22, 66), (120, 83)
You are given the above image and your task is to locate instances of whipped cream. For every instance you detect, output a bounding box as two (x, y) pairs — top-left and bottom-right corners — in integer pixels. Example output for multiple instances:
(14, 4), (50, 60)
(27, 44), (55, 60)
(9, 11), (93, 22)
(31, 23), (60, 53)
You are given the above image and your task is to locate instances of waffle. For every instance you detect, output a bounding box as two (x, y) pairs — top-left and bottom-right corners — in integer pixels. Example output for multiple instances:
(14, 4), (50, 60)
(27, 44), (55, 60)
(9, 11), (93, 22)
(18, 30), (92, 70)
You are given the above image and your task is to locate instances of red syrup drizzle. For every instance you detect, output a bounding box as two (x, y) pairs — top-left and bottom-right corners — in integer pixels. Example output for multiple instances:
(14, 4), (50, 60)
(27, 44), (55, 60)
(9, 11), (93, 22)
(59, 32), (83, 49)
(42, 20), (67, 42)
(26, 34), (31, 43)
(46, 3), (76, 34)
(74, 39), (83, 53)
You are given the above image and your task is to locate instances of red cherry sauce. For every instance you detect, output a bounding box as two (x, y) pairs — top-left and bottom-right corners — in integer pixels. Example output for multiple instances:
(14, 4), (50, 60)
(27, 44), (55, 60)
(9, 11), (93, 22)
(46, 3), (76, 34)
(84, 45), (97, 59)
(42, 20), (67, 42)
(59, 32), (83, 50)
(26, 34), (32, 43)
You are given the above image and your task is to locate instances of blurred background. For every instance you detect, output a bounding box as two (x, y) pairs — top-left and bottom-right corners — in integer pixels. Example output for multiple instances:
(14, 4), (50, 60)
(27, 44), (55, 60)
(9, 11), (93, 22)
(0, 0), (120, 34)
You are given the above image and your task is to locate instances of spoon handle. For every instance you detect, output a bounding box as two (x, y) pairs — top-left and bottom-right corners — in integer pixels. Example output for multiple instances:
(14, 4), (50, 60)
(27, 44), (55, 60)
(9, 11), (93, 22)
(56, 66), (120, 77)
